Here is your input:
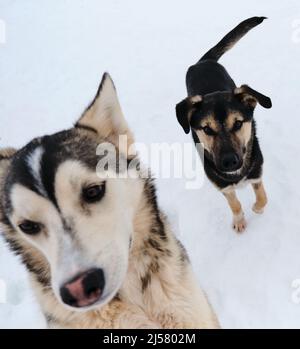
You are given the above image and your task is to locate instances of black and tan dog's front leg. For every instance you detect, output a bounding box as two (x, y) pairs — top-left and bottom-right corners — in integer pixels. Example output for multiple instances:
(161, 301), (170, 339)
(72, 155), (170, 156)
(223, 190), (246, 233)
(252, 180), (267, 214)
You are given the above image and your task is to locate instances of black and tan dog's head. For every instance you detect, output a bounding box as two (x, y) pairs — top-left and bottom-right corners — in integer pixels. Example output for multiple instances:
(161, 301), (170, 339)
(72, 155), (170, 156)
(176, 85), (272, 173)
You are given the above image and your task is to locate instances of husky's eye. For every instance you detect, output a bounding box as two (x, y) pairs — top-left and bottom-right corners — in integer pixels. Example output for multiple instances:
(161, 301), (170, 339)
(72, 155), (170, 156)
(19, 221), (41, 235)
(202, 126), (216, 136)
(232, 120), (243, 132)
(82, 184), (105, 203)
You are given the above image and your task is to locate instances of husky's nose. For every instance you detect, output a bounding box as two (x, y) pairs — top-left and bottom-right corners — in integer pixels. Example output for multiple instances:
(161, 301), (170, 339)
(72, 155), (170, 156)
(220, 153), (241, 172)
(60, 268), (105, 308)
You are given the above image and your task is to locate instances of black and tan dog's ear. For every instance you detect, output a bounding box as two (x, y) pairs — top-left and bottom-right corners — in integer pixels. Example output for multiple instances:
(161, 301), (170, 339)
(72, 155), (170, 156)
(76, 72), (134, 153)
(234, 85), (272, 109)
(176, 96), (202, 134)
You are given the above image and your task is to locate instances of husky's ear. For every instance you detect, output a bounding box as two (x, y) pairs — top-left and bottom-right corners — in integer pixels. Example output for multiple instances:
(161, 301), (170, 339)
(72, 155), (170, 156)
(0, 147), (16, 174)
(0, 148), (16, 165)
(234, 85), (272, 109)
(175, 95), (202, 134)
(76, 73), (134, 152)
(0, 148), (17, 201)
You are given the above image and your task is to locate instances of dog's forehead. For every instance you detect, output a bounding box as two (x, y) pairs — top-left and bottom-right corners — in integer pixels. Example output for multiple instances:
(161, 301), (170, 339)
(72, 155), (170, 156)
(10, 128), (99, 176)
(191, 92), (245, 127)
(203, 92), (236, 119)
(3, 129), (106, 210)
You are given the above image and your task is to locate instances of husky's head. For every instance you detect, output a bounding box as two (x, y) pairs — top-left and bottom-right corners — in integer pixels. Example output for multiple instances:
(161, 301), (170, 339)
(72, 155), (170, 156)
(0, 73), (143, 311)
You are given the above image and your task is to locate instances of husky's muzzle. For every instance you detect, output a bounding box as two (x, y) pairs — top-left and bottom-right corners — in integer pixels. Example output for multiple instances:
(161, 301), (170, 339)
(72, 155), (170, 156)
(60, 268), (105, 308)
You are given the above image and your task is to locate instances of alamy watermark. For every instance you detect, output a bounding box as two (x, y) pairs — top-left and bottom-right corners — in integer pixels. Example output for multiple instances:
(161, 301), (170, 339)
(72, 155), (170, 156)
(95, 136), (206, 190)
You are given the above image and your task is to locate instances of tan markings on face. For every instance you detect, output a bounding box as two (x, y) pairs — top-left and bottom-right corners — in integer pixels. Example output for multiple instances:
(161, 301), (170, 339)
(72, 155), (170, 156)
(200, 115), (219, 132)
(195, 115), (219, 152)
(241, 121), (251, 144)
(233, 121), (252, 148)
(195, 130), (213, 153)
(225, 112), (243, 130)
(225, 112), (252, 149)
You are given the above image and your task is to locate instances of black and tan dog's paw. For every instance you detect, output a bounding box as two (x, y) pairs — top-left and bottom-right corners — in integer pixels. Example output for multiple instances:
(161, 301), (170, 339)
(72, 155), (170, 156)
(252, 203), (265, 214)
(252, 182), (268, 215)
(232, 214), (247, 233)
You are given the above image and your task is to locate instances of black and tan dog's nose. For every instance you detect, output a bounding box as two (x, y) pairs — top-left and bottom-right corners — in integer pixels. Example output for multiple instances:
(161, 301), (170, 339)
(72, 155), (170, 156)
(221, 153), (241, 172)
(60, 268), (105, 308)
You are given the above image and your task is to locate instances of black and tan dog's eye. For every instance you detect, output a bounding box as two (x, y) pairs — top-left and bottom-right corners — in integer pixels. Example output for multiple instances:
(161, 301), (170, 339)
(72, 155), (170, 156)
(202, 126), (216, 136)
(232, 120), (243, 132)
(19, 221), (41, 235)
(82, 183), (106, 203)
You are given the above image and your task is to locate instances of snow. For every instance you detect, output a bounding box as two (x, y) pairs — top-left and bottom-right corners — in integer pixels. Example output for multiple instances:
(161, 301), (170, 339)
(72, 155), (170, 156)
(0, 0), (300, 328)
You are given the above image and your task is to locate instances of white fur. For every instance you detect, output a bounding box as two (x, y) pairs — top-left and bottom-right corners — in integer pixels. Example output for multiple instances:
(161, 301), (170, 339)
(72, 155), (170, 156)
(26, 146), (48, 197)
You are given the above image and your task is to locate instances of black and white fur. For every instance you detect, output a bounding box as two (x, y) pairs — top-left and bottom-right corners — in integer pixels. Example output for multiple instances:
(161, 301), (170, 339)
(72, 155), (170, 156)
(0, 73), (219, 328)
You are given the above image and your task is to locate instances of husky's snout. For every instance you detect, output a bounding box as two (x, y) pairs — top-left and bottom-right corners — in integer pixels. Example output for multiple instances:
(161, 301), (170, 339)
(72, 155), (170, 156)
(60, 268), (105, 308)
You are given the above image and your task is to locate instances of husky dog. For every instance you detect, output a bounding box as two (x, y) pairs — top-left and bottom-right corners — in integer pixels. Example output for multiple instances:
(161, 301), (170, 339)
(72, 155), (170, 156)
(0, 73), (219, 328)
(176, 17), (272, 233)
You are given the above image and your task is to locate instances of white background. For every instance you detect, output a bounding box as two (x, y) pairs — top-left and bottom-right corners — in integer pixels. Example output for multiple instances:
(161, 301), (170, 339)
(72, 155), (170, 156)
(0, 0), (300, 328)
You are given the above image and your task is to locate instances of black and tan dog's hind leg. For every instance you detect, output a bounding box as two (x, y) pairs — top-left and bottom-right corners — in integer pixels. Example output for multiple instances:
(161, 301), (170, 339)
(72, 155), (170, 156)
(252, 181), (268, 214)
(223, 190), (246, 233)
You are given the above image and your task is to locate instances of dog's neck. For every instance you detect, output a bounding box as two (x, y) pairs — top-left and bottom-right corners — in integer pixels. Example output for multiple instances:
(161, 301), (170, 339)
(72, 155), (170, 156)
(126, 176), (171, 280)
(132, 178), (167, 247)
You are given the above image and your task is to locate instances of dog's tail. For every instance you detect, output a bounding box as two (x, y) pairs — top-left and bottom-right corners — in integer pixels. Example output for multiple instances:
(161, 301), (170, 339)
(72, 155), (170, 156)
(200, 17), (267, 62)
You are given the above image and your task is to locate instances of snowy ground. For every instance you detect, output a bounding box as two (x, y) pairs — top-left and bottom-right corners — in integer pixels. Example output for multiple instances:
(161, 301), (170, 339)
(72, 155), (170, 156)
(0, 0), (300, 328)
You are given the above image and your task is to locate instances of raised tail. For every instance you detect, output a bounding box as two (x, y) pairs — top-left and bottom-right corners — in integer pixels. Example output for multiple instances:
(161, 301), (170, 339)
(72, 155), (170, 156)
(200, 17), (267, 62)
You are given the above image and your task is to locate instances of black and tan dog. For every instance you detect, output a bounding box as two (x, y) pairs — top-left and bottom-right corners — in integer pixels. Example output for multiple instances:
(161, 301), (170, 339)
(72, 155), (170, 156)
(176, 17), (272, 233)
